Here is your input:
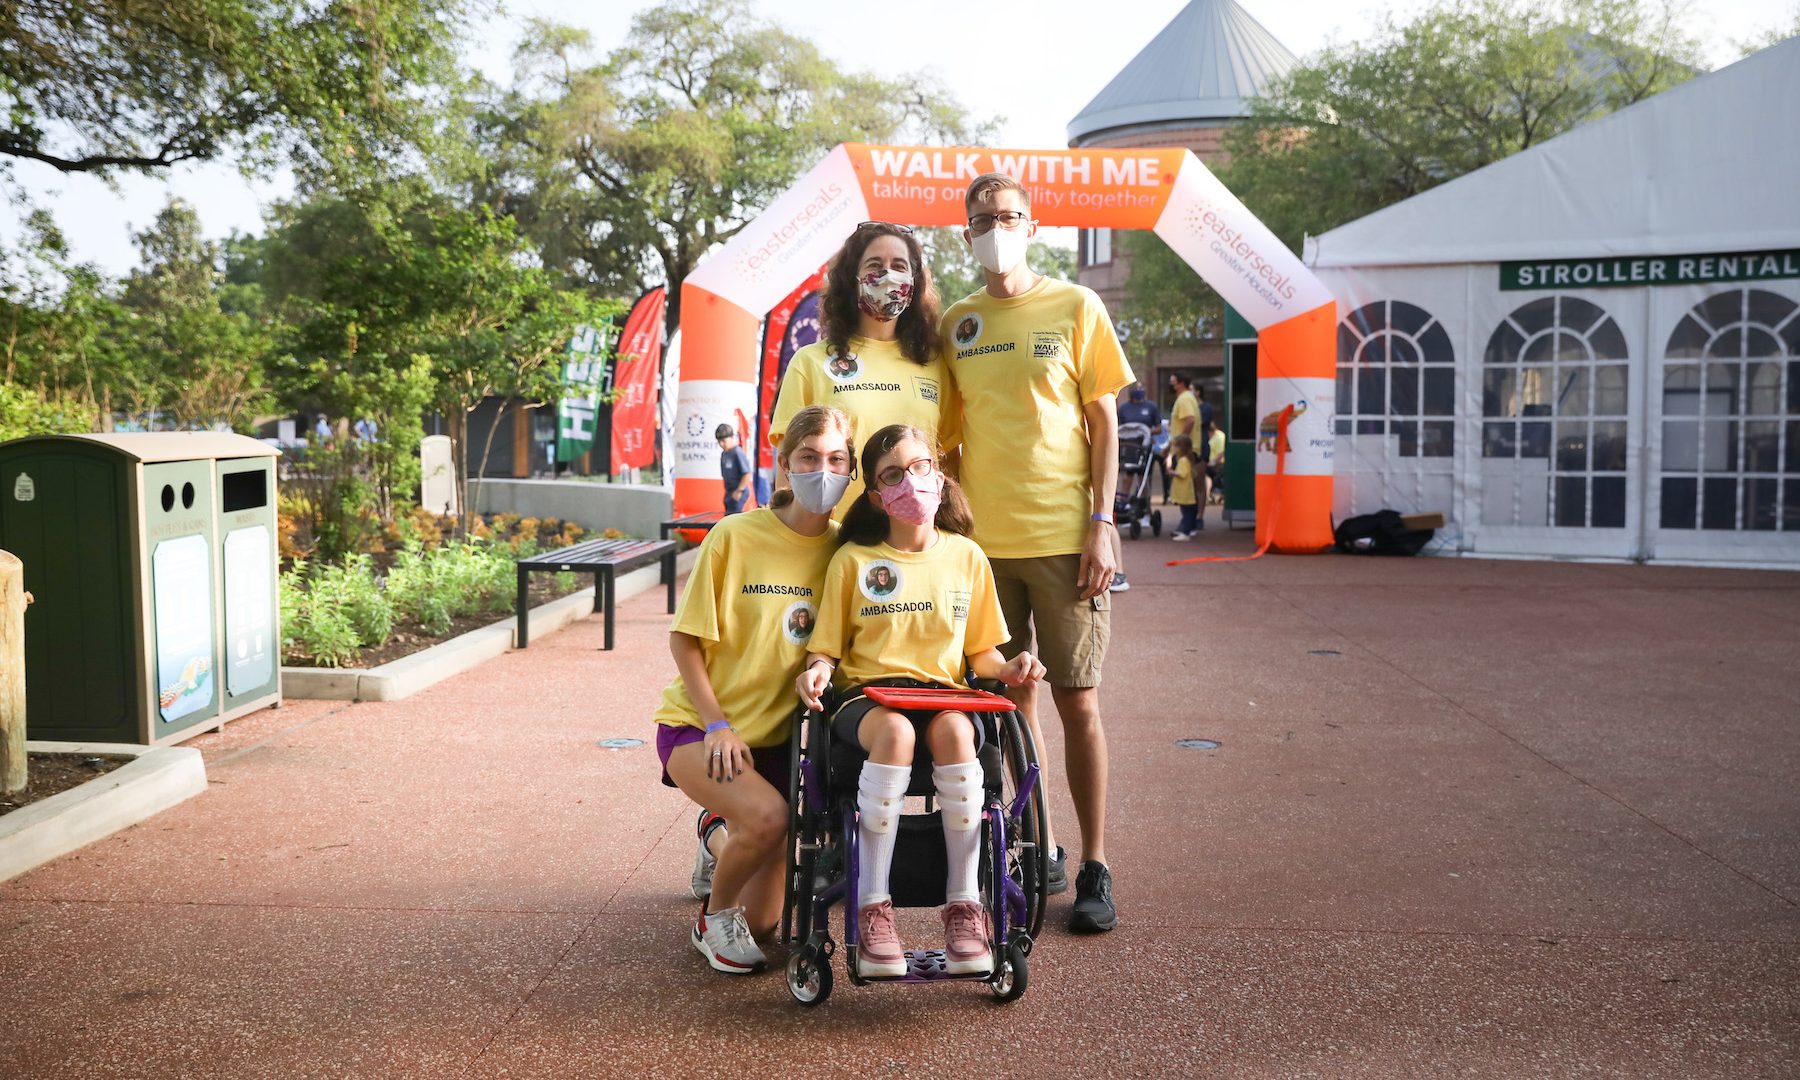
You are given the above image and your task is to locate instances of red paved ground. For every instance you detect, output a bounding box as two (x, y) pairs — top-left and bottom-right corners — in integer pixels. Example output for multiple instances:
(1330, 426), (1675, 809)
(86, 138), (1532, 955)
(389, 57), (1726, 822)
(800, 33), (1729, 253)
(3, 525), (1797, 1078)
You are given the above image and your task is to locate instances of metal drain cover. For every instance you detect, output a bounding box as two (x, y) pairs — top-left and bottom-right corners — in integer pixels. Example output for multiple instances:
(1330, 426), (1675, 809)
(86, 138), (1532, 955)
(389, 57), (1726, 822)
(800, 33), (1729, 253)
(1175, 738), (1221, 750)
(596, 738), (645, 749)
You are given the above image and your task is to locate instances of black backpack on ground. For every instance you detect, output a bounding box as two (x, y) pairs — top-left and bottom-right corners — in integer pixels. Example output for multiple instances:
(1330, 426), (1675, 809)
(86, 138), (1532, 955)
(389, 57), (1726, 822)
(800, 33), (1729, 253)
(1334, 510), (1433, 556)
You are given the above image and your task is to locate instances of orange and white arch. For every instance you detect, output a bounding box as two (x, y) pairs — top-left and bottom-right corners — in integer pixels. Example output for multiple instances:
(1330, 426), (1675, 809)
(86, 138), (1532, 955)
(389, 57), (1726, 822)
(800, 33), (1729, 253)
(673, 143), (1337, 552)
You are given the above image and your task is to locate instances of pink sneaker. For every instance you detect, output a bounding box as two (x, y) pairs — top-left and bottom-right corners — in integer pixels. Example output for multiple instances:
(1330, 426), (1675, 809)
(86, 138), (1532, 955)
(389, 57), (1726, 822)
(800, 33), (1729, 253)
(942, 899), (992, 974)
(856, 900), (907, 978)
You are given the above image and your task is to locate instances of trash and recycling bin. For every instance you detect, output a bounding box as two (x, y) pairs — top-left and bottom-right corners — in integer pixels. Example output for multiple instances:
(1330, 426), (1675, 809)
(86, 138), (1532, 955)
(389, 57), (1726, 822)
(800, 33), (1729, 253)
(0, 432), (282, 745)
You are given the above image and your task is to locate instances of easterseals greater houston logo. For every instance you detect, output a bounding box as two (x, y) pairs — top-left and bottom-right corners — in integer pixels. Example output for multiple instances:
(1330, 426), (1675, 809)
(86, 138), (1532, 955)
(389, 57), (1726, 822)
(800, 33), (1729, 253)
(953, 313), (983, 350)
(823, 351), (862, 384)
(859, 559), (902, 602)
(781, 600), (817, 645)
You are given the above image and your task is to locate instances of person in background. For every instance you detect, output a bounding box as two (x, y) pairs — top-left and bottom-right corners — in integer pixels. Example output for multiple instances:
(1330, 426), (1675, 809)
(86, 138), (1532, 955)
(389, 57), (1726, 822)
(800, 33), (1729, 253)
(1108, 384), (1163, 592)
(1196, 385), (1216, 437)
(1205, 419), (1226, 506)
(717, 424), (752, 515)
(1167, 373), (1199, 485)
(313, 413), (332, 445)
(353, 417), (378, 442)
(1167, 435), (1202, 540)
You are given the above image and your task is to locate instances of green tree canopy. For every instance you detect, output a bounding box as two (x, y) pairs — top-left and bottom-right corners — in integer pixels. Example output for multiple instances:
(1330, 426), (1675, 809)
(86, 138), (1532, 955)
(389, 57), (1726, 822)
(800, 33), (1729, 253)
(1120, 0), (1705, 353)
(0, 0), (475, 179)
(485, 0), (994, 322)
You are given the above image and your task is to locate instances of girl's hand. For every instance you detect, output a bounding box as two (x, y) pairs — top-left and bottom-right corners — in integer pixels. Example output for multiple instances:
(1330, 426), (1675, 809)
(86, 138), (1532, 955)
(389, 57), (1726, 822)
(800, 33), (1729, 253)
(999, 650), (1046, 687)
(796, 662), (832, 711)
(703, 725), (751, 783)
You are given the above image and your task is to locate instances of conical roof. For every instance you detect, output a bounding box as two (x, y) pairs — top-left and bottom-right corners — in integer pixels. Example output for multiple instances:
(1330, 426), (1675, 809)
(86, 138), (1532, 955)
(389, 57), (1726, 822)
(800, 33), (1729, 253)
(1068, 0), (1298, 145)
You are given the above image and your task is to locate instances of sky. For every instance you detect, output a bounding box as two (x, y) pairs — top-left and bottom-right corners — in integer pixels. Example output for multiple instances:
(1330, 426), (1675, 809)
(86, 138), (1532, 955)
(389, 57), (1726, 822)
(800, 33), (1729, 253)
(2, 0), (1790, 278)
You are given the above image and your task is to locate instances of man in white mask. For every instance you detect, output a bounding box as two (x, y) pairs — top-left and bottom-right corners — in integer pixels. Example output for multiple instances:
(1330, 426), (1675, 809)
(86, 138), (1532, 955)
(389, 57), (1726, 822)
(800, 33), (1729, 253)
(941, 172), (1129, 933)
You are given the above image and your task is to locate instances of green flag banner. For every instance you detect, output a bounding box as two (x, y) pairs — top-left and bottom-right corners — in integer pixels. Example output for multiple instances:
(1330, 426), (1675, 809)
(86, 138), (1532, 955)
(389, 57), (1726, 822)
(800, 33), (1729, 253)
(556, 323), (617, 463)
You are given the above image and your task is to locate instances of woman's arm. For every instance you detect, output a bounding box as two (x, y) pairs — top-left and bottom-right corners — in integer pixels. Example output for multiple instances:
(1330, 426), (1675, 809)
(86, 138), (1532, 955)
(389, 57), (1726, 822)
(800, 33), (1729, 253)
(670, 631), (751, 781)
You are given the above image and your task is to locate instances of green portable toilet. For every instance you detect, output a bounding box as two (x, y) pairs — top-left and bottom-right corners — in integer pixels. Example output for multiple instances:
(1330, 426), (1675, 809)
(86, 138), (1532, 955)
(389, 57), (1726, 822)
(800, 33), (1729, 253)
(1222, 303), (1259, 528)
(0, 432), (282, 745)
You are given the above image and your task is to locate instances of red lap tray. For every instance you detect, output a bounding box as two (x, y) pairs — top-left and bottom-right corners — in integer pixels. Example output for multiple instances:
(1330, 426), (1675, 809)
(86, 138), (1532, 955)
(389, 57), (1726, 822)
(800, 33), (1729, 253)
(862, 686), (1017, 713)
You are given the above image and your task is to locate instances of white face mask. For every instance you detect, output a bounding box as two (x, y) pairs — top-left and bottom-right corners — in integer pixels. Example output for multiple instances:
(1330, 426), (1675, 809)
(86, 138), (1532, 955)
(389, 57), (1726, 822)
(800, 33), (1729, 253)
(971, 225), (1030, 275)
(787, 467), (852, 514)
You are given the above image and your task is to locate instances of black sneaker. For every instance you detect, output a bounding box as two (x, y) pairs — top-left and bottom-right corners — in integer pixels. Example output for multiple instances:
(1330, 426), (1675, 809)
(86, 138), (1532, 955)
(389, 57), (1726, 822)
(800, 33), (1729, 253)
(1069, 861), (1116, 933)
(1044, 845), (1069, 895)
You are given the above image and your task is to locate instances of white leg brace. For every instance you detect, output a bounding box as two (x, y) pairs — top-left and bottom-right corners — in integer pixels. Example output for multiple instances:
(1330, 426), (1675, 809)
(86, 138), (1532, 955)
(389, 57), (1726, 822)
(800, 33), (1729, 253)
(856, 761), (912, 906)
(933, 761), (984, 904)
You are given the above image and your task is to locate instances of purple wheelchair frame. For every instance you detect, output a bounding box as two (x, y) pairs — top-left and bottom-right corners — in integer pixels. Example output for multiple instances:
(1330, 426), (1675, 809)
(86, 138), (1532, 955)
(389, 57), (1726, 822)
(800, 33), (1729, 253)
(797, 753), (1041, 985)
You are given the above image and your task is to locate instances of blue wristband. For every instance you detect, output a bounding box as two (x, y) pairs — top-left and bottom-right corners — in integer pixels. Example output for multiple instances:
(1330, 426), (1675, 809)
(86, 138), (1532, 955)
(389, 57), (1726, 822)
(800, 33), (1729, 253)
(704, 719), (733, 734)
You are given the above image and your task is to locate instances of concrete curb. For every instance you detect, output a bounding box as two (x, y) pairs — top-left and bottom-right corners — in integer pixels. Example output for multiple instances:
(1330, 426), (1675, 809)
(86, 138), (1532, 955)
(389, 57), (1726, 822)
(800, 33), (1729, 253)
(282, 548), (697, 703)
(2, 743), (207, 883)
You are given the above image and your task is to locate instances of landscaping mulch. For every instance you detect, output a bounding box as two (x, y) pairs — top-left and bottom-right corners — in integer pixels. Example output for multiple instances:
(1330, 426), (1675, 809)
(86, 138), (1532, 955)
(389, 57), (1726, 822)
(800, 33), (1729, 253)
(1, 754), (128, 818)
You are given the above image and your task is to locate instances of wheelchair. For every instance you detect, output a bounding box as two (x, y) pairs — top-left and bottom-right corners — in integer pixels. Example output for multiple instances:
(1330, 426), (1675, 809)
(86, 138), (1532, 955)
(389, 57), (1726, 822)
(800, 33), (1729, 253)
(780, 680), (1049, 1006)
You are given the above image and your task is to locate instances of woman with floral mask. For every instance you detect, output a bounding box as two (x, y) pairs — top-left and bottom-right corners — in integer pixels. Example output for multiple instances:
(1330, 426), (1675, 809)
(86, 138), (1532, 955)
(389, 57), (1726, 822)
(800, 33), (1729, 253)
(770, 223), (961, 519)
(796, 423), (1045, 980)
(654, 405), (856, 976)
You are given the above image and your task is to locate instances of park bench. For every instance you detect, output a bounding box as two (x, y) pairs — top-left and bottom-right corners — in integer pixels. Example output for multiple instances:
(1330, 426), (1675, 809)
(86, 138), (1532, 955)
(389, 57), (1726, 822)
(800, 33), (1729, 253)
(515, 537), (677, 651)
(658, 510), (724, 541)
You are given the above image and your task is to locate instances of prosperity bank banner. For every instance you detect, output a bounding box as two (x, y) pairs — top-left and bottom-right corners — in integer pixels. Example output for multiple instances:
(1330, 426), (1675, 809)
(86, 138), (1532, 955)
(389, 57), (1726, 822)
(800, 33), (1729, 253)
(610, 286), (665, 472)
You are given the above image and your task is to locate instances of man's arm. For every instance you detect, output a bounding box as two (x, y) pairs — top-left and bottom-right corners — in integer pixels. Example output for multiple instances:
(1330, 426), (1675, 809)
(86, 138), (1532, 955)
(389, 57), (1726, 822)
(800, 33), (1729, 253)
(1079, 394), (1120, 599)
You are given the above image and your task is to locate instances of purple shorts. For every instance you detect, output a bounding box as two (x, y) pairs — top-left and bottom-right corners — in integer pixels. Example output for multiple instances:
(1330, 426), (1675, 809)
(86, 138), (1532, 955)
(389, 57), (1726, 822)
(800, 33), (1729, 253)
(655, 724), (791, 793)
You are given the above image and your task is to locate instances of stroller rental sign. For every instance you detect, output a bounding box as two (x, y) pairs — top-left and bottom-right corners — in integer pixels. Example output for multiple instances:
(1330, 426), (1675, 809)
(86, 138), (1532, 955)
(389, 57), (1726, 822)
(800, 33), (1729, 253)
(1501, 247), (1800, 290)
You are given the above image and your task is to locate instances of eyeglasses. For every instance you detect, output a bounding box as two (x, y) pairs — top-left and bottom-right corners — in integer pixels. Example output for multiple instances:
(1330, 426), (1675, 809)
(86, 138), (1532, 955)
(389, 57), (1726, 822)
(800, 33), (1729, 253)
(857, 221), (914, 235)
(967, 210), (1030, 236)
(876, 456), (936, 489)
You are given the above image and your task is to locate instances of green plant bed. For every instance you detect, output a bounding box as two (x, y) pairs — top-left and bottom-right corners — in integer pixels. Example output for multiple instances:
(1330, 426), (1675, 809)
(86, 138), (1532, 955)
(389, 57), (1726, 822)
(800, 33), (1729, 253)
(280, 516), (597, 668)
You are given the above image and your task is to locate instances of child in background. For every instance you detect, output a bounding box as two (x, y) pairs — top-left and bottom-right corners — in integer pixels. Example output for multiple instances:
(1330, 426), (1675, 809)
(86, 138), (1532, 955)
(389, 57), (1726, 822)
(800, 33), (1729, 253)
(797, 423), (1045, 979)
(1168, 435), (1202, 540)
(716, 424), (752, 514)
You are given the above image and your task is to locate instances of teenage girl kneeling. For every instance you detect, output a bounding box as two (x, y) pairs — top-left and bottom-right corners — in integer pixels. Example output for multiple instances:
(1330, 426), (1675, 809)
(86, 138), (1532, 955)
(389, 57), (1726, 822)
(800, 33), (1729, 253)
(796, 423), (1046, 979)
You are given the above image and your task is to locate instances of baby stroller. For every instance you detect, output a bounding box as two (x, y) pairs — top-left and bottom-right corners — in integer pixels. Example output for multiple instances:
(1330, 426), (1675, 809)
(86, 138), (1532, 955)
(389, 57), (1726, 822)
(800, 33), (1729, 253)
(1115, 421), (1162, 540)
(781, 682), (1048, 1006)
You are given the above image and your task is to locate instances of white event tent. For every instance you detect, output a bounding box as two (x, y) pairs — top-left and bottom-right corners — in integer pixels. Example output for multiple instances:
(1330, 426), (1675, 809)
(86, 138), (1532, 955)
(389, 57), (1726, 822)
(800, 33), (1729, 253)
(1304, 36), (1800, 566)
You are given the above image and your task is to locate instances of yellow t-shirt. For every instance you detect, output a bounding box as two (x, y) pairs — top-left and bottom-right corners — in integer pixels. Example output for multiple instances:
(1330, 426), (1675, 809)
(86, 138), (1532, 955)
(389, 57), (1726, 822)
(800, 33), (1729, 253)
(654, 508), (840, 748)
(810, 532), (1008, 689)
(1170, 390), (1200, 445)
(942, 277), (1132, 558)
(769, 335), (961, 520)
(1170, 456), (1196, 506)
(1208, 428), (1226, 465)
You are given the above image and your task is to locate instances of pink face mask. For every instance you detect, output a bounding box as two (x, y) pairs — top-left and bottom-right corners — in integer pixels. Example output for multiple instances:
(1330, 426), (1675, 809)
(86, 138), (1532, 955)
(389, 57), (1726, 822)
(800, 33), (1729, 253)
(879, 471), (942, 525)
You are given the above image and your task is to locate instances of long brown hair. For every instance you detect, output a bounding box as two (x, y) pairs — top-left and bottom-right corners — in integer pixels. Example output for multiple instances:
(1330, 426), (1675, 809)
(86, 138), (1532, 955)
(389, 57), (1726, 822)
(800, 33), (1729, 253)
(841, 423), (974, 546)
(821, 223), (941, 367)
(767, 404), (855, 510)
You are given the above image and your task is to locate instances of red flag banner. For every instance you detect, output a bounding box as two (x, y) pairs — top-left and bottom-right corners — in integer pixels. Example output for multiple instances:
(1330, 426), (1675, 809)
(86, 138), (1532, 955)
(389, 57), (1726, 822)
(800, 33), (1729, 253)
(757, 266), (827, 470)
(611, 286), (666, 472)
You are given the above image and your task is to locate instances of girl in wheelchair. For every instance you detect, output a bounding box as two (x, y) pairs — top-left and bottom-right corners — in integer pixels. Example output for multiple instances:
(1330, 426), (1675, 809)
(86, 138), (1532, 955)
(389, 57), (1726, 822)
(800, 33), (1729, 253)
(797, 423), (1045, 978)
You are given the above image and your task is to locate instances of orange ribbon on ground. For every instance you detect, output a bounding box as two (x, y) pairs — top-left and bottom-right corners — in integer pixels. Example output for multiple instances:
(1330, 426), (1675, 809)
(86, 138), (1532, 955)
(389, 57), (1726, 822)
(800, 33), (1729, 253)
(1166, 404), (1293, 567)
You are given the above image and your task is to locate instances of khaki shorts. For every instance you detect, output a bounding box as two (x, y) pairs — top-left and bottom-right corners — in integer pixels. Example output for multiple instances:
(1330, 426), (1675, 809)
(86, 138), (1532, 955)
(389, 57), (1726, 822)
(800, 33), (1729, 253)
(989, 555), (1110, 688)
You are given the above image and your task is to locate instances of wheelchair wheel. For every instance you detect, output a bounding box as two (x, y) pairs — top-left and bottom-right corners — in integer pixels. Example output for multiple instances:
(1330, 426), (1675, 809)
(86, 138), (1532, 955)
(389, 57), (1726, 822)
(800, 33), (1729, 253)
(990, 940), (1028, 1003)
(787, 944), (832, 1006)
(781, 709), (806, 946)
(1000, 712), (1049, 938)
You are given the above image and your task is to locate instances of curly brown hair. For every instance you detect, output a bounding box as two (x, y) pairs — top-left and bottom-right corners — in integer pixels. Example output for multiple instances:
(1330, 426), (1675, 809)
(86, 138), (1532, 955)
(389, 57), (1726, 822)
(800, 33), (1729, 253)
(841, 423), (974, 546)
(820, 223), (941, 367)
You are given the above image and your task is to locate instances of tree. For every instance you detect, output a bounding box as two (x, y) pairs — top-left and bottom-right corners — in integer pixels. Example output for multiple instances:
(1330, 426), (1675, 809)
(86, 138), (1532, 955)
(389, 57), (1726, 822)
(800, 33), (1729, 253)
(118, 199), (272, 431)
(257, 186), (614, 533)
(0, 205), (124, 430)
(0, 0), (474, 180)
(488, 0), (993, 326)
(1734, 3), (1800, 55)
(1119, 0), (1705, 350)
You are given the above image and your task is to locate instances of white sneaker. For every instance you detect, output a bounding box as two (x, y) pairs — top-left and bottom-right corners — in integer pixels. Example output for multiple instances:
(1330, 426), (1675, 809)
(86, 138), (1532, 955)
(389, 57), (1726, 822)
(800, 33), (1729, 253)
(692, 905), (767, 974)
(1171, 532), (1193, 542)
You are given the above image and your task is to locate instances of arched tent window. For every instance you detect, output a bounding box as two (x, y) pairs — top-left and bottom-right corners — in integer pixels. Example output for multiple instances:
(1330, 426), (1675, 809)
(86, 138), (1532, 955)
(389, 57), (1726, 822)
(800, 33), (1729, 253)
(1334, 300), (1456, 457)
(1660, 289), (1800, 531)
(1481, 296), (1631, 528)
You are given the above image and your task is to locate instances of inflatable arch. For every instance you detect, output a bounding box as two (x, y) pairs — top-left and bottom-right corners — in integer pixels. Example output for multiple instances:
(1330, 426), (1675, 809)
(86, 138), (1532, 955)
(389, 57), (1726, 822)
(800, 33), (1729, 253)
(672, 143), (1337, 552)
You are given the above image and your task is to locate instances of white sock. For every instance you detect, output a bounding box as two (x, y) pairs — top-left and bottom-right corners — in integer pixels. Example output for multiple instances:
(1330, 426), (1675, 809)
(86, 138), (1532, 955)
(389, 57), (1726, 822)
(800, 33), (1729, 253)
(856, 761), (912, 906)
(933, 761), (983, 904)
